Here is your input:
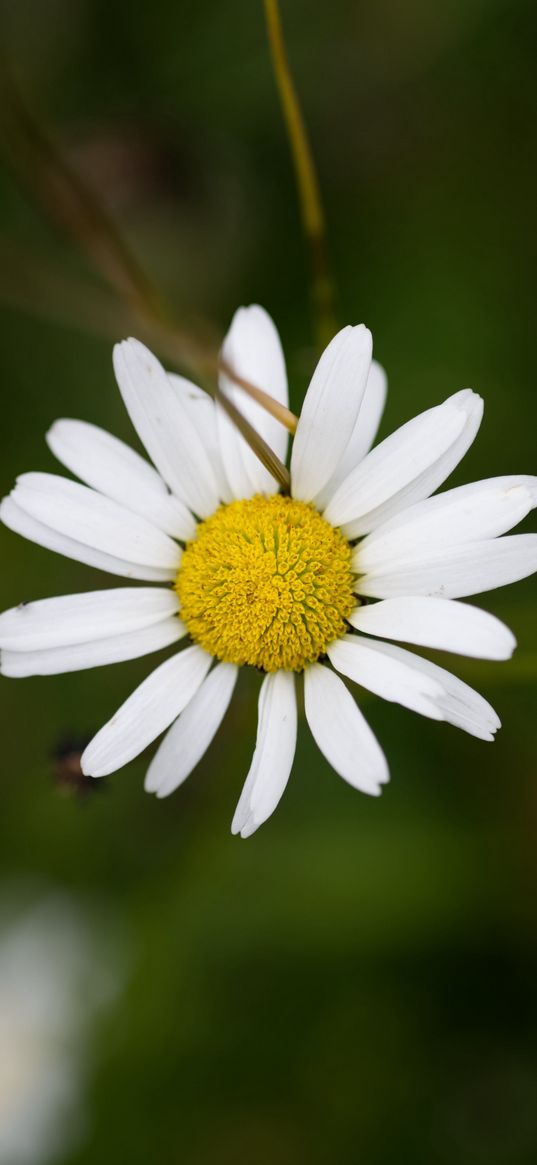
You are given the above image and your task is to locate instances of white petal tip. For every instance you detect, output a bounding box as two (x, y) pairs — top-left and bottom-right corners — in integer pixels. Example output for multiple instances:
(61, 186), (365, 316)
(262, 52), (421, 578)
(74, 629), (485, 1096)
(154, 785), (175, 800)
(81, 765), (103, 779)
(80, 752), (104, 778)
(240, 817), (261, 839)
(454, 388), (484, 426)
(112, 336), (145, 368)
(458, 388), (483, 409)
(231, 811), (261, 838)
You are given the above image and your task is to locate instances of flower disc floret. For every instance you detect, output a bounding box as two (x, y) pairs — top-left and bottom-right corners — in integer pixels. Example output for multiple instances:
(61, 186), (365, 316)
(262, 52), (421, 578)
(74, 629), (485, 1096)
(176, 495), (356, 672)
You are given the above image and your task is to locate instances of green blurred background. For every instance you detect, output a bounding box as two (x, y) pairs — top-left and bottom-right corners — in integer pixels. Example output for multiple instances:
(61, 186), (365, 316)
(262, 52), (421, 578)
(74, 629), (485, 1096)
(1, 1), (536, 1161)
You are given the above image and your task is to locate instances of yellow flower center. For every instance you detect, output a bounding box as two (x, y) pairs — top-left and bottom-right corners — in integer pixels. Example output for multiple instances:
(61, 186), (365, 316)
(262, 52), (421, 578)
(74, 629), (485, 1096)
(176, 494), (356, 672)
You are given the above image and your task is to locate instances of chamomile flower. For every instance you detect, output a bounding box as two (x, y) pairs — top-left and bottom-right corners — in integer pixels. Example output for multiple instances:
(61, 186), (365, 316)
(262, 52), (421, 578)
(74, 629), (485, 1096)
(1, 306), (536, 837)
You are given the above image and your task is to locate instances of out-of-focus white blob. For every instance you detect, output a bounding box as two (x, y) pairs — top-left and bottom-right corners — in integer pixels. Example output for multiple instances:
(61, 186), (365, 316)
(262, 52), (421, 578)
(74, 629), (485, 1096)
(0, 890), (126, 1165)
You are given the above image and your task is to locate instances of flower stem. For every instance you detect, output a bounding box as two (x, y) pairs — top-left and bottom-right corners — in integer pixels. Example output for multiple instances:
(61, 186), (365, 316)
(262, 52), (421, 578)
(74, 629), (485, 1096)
(219, 357), (298, 434)
(263, 0), (338, 349)
(0, 58), (293, 488)
(0, 61), (210, 376)
(215, 382), (291, 493)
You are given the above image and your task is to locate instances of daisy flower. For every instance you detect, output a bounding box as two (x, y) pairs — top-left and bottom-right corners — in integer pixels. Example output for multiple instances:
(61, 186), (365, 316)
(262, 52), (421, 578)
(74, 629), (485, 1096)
(1, 306), (536, 837)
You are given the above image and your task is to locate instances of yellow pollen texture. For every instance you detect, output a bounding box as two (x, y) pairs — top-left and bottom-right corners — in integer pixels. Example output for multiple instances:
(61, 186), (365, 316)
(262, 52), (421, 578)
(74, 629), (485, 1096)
(176, 494), (356, 672)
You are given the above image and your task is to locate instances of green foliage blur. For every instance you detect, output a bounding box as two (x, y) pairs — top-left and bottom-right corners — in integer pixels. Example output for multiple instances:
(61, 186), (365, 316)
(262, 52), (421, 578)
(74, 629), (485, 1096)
(0, 1), (536, 1161)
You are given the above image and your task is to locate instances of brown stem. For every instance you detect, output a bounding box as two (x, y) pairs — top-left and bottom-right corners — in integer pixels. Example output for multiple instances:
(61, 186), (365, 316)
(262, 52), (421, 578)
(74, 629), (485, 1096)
(215, 383), (291, 493)
(219, 357), (298, 433)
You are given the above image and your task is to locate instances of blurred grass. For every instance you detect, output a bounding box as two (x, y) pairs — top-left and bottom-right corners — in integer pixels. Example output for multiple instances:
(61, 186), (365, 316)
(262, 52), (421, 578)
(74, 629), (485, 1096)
(1, 1), (537, 1162)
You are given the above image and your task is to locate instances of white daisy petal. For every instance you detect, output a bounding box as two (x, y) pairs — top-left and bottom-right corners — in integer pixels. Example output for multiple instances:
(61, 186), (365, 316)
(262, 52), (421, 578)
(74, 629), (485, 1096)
(217, 304), (289, 498)
(327, 634), (445, 720)
(358, 476), (537, 572)
(324, 389), (483, 537)
(358, 535), (537, 599)
(349, 597), (516, 660)
(81, 645), (212, 777)
(47, 419), (196, 541)
(0, 587), (179, 651)
(329, 635), (500, 740)
(231, 670), (297, 838)
(215, 407), (254, 500)
(12, 473), (181, 572)
(343, 359), (388, 468)
(1, 616), (185, 677)
(314, 360), (387, 508)
(168, 374), (232, 502)
(0, 497), (176, 582)
(304, 663), (389, 794)
(113, 338), (220, 517)
(291, 325), (373, 502)
(360, 639), (501, 740)
(396, 648), (501, 740)
(145, 662), (238, 797)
